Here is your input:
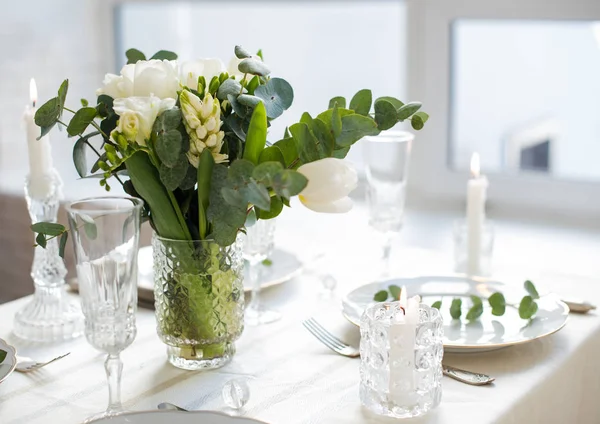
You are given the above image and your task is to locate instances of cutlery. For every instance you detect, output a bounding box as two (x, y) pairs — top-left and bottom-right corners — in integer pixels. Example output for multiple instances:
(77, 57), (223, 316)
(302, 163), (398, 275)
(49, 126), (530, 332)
(158, 402), (188, 411)
(563, 300), (596, 314)
(15, 352), (70, 373)
(302, 317), (495, 386)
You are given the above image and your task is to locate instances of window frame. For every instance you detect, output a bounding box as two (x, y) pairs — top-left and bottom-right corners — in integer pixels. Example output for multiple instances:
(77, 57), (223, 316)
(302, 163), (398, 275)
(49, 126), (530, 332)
(406, 0), (600, 218)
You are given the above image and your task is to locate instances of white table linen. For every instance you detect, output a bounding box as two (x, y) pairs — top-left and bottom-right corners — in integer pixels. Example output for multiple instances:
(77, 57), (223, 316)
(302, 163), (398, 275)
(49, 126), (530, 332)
(1, 204), (599, 424)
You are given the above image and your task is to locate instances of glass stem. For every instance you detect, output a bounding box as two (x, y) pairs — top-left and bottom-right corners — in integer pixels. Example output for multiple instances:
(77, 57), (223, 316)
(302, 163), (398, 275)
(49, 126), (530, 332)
(248, 261), (262, 313)
(381, 234), (393, 279)
(105, 353), (123, 414)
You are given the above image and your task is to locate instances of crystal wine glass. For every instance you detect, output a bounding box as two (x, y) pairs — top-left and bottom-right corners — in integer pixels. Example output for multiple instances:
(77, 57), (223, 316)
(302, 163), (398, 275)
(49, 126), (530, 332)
(243, 218), (278, 325)
(363, 131), (414, 280)
(66, 196), (143, 422)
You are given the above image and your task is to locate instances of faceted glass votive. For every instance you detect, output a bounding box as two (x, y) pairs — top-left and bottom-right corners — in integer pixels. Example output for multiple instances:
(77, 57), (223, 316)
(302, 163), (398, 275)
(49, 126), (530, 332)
(453, 220), (494, 277)
(359, 302), (443, 419)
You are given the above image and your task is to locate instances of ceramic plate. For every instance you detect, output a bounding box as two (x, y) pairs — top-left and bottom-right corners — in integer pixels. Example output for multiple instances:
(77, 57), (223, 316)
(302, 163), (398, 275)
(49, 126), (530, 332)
(91, 410), (267, 423)
(137, 246), (302, 302)
(342, 275), (569, 352)
(0, 338), (17, 384)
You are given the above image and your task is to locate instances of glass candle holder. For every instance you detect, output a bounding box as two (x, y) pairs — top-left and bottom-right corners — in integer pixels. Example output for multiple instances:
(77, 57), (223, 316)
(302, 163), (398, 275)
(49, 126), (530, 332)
(453, 220), (494, 277)
(359, 302), (443, 419)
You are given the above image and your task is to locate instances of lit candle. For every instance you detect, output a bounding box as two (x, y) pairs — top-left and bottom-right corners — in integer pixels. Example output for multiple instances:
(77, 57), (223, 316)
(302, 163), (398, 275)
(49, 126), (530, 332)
(466, 153), (488, 276)
(389, 286), (418, 398)
(24, 78), (53, 198)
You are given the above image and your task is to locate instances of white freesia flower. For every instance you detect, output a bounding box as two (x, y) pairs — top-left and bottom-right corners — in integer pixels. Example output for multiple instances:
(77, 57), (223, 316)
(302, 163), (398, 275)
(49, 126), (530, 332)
(112, 96), (176, 146)
(227, 57), (244, 79)
(297, 158), (358, 213)
(180, 58), (226, 90)
(97, 60), (179, 100)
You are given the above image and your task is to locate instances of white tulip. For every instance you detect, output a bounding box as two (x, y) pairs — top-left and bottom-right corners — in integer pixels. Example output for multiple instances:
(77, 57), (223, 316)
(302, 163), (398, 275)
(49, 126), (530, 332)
(113, 96), (176, 146)
(180, 58), (226, 90)
(97, 60), (179, 100)
(227, 56), (244, 79)
(297, 158), (358, 213)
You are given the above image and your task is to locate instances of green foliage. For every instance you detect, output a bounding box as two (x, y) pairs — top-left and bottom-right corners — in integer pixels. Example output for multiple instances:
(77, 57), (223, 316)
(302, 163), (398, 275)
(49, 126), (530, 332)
(35, 232), (46, 248)
(259, 146), (285, 166)
(66, 107), (97, 136)
(271, 169), (307, 199)
(349, 89), (372, 116)
(159, 154), (189, 191)
(151, 50), (177, 61)
(156, 130), (183, 167)
(246, 75), (260, 95)
(243, 102), (267, 164)
(450, 298), (462, 319)
(411, 112), (430, 130)
(432, 300), (442, 310)
(262, 258), (272, 266)
(289, 122), (320, 163)
(80, 98), (89, 107)
(328, 96), (346, 109)
(336, 114), (379, 146)
(254, 78), (293, 119)
(466, 296), (484, 321)
(58, 232), (68, 259)
(374, 99), (398, 131)
(197, 150), (214, 239)
(256, 196), (283, 219)
(238, 57), (270, 76)
(388, 285), (401, 300)
(0, 349), (6, 364)
(31, 222), (65, 236)
(524, 280), (539, 299)
(207, 165), (247, 246)
(126, 48), (146, 64)
(216, 79), (244, 101)
(234, 45), (252, 59)
(273, 137), (298, 168)
(237, 94), (263, 108)
(73, 132), (100, 178)
(489, 292), (506, 316)
(376, 96), (404, 110)
(374, 290), (388, 302)
(519, 296), (538, 319)
(397, 102), (422, 121)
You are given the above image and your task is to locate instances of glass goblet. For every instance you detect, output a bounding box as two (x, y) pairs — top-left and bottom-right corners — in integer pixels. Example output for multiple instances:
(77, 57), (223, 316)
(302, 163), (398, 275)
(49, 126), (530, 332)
(67, 196), (143, 422)
(363, 131), (414, 280)
(243, 218), (278, 325)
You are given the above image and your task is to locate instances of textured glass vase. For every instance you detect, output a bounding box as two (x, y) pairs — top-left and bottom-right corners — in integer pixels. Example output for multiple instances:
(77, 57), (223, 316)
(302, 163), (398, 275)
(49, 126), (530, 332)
(152, 234), (245, 370)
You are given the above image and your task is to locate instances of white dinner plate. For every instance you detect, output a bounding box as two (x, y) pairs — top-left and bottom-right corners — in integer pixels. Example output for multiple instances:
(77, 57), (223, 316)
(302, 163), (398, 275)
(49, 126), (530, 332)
(0, 338), (17, 384)
(90, 410), (267, 423)
(342, 275), (569, 352)
(137, 246), (302, 302)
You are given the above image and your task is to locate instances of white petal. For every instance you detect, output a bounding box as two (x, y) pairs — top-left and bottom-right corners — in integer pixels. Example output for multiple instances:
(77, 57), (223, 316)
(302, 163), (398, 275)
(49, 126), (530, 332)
(298, 158), (358, 203)
(299, 196), (353, 213)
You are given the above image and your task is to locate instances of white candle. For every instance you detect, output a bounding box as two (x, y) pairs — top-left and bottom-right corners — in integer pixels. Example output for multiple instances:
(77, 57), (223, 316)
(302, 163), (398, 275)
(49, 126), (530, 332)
(466, 153), (488, 276)
(388, 286), (417, 398)
(24, 78), (53, 198)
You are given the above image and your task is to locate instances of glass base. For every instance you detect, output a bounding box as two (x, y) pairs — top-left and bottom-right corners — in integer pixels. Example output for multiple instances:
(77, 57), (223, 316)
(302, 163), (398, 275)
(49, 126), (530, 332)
(14, 285), (84, 342)
(360, 383), (442, 419)
(166, 343), (235, 370)
(82, 409), (126, 423)
(245, 307), (281, 326)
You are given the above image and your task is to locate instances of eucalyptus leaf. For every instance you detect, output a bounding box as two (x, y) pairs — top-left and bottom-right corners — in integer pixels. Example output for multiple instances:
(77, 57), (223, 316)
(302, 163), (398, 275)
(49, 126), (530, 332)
(470, 295), (483, 305)
(96, 95), (114, 118)
(126, 48), (146, 64)
(159, 154), (188, 191)
(153, 108), (182, 132)
(328, 96), (346, 109)
(91, 152), (108, 174)
(376, 96), (404, 110)
(336, 114), (380, 147)
(58, 232), (68, 259)
(397, 102), (422, 121)
(31, 222), (65, 236)
(150, 50), (177, 61)
(374, 99), (398, 130)
(246, 75), (260, 95)
(225, 113), (246, 141)
(331, 104), (342, 138)
(36, 232), (46, 248)
(349, 89), (372, 116)
(289, 122), (320, 164)
(450, 298), (462, 319)
(178, 164), (197, 190)
(66, 107), (97, 137)
(524, 280), (539, 299)
(256, 195), (283, 220)
(253, 161), (284, 185)
(273, 137), (298, 167)
(254, 78), (293, 119)
(155, 130), (183, 167)
(73, 137), (88, 178)
(237, 94), (263, 108)
(0, 349), (6, 364)
(466, 303), (484, 321)
(207, 165), (247, 246)
(244, 180), (271, 210)
(57, 80), (68, 118)
(373, 290), (389, 302)
(272, 169), (308, 199)
(84, 221), (97, 240)
(238, 57), (270, 76)
(519, 295), (538, 319)
(332, 146), (350, 159)
(81, 98), (89, 107)
(234, 45), (252, 59)
(217, 79), (244, 101)
(488, 292), (506, 316)
(245, 207), (257, 227)
(227, 94), (251, 120)
(388, 285), (401, 300)
(34, 97), (60, 127)
(411, 111), (429, 130)
(432, 300), (442, 310)
(259, 146), (285, 166)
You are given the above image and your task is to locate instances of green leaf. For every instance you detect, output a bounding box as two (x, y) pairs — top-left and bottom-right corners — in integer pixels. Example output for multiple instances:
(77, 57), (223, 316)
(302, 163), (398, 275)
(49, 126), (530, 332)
(178, 164), (197, 190)
(519, 295), (538, 320)
(336, 114), (380, 147)
(159, 154), (189, 191)
(216, 79), (244, 101)
(91, 152), (108, 174)
(244, 181), (271, 210)
(388, 285), (401, 300)
(311, 118), (335, 158)
(58, 232), (68, 259)
(273, 137), (298, 167)
(208, 76), (220, 95)
(197, 149), (214, 239)
(57, 80), (68, 118)
(96, 95), (114, 118)
(524, 280), (539, 299)
(31, 222), (65, 236)
(151, 50), (177, 61)
(126, 48), (146, 64)
(262, 258), (273, 266)
(272, 169), (308, 199)
(256, 49), (264, 60)
(256, 195), (283, 219)
(237, 94), (263, 108)
(466, 303), (484, 321)
(0, 350), (6, 364)
(83, 217), (97, 240)
(331, 104), (342, 139)
(207, 165), (247, 246)
(328, 96), (346, 109)
(397, 102), (422, 121)
(246, 75), (260, 95)
(411, 111), (429, 130)
(289, 122), (320, 163)
(34, 97), (60, 127)
(238, 57), (270, 76)
(349, 89), (372, 116)
(332, 146), (350, 159)
(376, 96), (404, 110)
(316, 107), (355, 127)
(73, 138), (87, 178)
(488, 292), (506, 316)
(374, 290), (389, 302)
(253, 161), (284, 184)
(234, 45), (252, 59)
(432, 300), (442, 310)
(259, 146), (285, 166)
(155, 130), (183, 167)
(470, 295), (482, 305)
(80, 98), (89, 107)
(153, 108), (181, 132)
(36, 232), (46, 248)
(374, 99), (398, 131)
(67, 107), (97, 137)
(254, 78), (294, 119)
(245, 207), (257, 227)
(243, 102), (267, 164)
(450, 298), (462, 319)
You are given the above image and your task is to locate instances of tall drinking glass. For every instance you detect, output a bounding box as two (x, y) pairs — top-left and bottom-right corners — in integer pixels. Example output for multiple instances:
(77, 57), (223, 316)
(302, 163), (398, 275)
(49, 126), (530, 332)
(363, 131), (414, 280)
(243, 218), (278, 325)
(67, 196), (143, 422)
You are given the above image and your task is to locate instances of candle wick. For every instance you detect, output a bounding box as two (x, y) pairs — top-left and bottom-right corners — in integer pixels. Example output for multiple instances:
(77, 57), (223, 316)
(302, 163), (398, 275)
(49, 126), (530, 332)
(399, 306), (406, 315)
(32, 100), (36, 108)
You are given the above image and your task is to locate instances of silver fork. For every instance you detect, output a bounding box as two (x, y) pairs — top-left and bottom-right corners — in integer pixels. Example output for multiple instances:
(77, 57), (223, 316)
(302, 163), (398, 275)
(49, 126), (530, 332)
(15, 352), (70, 373)
(302, 318), (495, 386)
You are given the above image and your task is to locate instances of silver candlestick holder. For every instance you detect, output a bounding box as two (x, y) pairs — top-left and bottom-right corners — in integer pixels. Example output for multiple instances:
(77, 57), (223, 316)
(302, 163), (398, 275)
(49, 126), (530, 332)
(13, 170), (84, 342)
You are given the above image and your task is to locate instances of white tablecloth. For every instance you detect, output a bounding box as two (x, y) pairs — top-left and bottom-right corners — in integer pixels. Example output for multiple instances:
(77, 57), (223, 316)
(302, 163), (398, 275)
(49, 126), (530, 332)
(1, 204), (600, 424)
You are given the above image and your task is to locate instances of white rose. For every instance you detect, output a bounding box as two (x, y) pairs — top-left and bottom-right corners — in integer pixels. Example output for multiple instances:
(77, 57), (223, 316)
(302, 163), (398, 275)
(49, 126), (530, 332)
(297, 158), (358, 213)
(97, 60), (179, 100)
(113, 96), (176, 146)
(180, 59), (226, 90)
(116, 110), (139, 142)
